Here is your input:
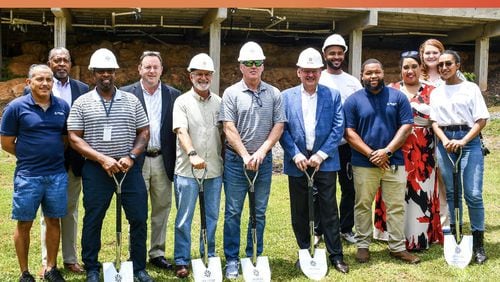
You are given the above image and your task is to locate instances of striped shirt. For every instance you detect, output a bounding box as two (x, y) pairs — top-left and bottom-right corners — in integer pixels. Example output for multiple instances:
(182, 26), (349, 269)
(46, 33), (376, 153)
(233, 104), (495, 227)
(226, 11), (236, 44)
(219, 79), (286, 154)
(68, 88), (149, 158)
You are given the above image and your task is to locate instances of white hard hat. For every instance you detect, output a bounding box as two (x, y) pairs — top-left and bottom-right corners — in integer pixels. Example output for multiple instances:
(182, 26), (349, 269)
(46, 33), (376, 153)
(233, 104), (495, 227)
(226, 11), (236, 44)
(297, 48), (324, 68)
(322, 34), (348, 53)
(88, 48), (120, 70)
(187, 53), (215, 72)
(238, 41), (266, 61)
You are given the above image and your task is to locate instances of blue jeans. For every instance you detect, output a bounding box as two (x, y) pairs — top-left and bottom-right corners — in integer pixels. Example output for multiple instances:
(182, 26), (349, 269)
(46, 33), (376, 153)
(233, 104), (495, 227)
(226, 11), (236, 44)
(81, 161), (148, 272)
(173, 175), (222, 265)
(223, 149), (272, 262)
(437, 130), (484, 231)
(12, 172), (68, 221)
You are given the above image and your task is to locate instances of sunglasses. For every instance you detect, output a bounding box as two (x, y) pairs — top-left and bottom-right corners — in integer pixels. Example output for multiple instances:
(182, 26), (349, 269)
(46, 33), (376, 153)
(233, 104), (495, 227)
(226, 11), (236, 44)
(241, 60), (264, 67)
(437, 61), (454, 68)
(400, 50), (419, 58)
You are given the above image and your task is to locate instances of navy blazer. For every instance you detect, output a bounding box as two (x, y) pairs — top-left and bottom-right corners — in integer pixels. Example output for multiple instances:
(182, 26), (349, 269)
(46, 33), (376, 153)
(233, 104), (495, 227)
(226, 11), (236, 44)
(280, 84), (344, 177)
(24, 78), (89, 176)
(120, 81), (181, 181)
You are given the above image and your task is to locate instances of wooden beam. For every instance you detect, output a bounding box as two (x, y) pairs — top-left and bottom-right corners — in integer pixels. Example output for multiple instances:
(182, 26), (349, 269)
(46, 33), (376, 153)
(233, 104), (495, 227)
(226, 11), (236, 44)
(335, 10), (377, 36)
(474, 37), (489, 92)
(445, 22), (500, 43)
(200, 8), (227, 35)
(210, 21), (222, 95)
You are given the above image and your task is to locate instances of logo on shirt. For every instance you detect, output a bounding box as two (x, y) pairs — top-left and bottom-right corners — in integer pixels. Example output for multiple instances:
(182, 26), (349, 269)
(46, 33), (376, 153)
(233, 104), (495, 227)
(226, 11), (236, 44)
(54, 111), (66, 116)
(387, 102), (397, 106)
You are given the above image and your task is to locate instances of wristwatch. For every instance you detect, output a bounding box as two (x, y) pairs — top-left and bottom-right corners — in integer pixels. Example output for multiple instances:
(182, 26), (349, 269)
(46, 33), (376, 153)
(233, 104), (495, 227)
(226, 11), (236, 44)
(385, 149), (393, 158)
(128, 152), (137, 161)
(188, 150), (198, 157)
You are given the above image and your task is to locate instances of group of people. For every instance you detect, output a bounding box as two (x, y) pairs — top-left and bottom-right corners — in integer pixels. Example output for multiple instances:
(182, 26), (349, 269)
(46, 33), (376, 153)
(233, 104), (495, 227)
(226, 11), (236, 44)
(0, 33), (489, 282)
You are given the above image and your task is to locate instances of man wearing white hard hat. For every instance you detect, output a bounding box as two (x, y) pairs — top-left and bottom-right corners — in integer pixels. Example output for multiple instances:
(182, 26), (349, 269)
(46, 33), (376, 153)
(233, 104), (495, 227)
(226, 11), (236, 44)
(280, 48), (348, 273)
(171, 53), (223, 278)
(67, 48), (154, 282)
(318, 34), (363, 245)
(218, 41), (286, 279)
(121, 51), (181, 272)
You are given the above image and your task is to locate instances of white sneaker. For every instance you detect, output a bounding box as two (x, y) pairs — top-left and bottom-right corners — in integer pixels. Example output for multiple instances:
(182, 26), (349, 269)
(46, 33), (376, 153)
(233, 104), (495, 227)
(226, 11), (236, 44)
(225, 260), (239, 279)
(341, 231), (357, 244)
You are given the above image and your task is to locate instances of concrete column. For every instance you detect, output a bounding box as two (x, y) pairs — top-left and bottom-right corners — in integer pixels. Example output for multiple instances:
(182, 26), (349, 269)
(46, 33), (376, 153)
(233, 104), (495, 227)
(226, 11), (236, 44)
(474, 37), (489, 92)
(209, 22), (221, 94)
(348, 29), (363, 79)
(53, 16), (66, 47)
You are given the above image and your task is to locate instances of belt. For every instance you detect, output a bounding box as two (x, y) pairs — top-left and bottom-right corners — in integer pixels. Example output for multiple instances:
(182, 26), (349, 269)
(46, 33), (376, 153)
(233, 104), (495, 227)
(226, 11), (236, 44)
(145, 149), (162, 157)
(440, 125), (470, 131)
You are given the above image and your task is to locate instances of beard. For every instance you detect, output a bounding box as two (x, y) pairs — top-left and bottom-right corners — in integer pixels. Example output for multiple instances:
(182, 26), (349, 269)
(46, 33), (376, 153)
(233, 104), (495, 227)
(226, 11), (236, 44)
(362, 78), (385, 92)
(326, 60), (342, 70)
(192, 80), (211, 92)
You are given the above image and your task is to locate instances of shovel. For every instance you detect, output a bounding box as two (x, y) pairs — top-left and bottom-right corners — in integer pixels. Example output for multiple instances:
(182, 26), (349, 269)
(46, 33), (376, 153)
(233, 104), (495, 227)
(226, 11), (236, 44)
(103, 173), (134, 282)
(191, 166), (223, 282)
(298, 167), (328, 281)
(443, 148), (473, 269)
(241, 164), (271, 282)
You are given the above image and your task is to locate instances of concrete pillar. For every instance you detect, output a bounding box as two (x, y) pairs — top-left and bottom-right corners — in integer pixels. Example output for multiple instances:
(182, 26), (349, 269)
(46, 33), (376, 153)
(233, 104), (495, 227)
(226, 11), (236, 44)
(474, 37), (489, 92)
(348, 29), (363, 79)
(53, 16), (66, 47)
(209, 22), (221, 94)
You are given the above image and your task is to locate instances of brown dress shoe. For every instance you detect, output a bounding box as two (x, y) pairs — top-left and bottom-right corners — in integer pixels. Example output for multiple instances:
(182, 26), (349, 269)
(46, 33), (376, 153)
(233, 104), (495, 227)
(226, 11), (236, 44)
(175, 265), (189, 278)
(356, 248), (370, 263)
(390, 251), (421, 264)
(64, 262), (85, 274)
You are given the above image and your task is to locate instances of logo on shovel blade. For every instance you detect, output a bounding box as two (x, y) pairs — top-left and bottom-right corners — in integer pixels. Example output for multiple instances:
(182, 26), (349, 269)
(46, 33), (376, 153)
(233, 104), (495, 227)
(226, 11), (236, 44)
(204, 269), (212, 277)
(253, 269), (260, 276)
(455, 247), (461, 254)
(114, 274), (122, 282)
(310, 260), (316, 267)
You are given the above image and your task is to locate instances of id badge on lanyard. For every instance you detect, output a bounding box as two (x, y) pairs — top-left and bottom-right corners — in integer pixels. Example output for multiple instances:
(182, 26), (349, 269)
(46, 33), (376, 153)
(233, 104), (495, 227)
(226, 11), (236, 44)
(101, 95), (114, 141)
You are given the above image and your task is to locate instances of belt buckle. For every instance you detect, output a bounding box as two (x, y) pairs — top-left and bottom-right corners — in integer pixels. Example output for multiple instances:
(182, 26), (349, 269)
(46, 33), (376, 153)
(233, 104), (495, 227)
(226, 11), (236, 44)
(147, 148), (160, 157)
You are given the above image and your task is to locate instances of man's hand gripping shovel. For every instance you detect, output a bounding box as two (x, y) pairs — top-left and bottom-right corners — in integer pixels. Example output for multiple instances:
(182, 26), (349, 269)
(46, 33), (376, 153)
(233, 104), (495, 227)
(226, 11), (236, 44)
(103, 173), (134, 282)
(241, 164), (271, 282)
(191, 166), (223, 282)
(298, 167), (328, 281)
(443, 148), (473, 269)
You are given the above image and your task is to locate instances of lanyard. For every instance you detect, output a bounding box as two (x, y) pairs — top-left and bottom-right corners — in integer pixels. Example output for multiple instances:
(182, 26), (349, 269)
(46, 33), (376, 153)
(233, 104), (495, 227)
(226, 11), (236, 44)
(100, 93), (115, 118)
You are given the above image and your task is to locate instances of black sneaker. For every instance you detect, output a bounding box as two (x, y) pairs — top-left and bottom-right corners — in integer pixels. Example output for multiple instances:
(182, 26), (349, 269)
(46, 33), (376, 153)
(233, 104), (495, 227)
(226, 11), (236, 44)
(44, 267), (66, 282)
(19, 271), (35, 282)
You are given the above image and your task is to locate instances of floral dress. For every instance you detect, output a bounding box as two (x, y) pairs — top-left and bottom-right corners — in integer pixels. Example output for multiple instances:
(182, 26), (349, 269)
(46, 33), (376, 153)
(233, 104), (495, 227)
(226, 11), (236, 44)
(373, 81), (443, 251)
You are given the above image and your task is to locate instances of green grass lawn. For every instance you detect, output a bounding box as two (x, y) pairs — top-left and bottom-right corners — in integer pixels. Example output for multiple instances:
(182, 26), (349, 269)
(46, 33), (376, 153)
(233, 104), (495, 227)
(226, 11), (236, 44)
(0, 120), (498, 281)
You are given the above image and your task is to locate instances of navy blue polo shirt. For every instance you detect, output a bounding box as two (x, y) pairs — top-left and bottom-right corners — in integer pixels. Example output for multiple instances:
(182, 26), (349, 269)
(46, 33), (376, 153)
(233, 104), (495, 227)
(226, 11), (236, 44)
(343, 86), (413, 167)
(0, 94), (69, 176)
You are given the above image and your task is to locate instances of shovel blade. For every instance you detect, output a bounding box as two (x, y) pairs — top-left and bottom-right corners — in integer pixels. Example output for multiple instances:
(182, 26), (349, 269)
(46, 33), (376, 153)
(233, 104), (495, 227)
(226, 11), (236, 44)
(103, 261), (134, 282)
(241, 256), (271, 282)
(298, 248), (328, 281)
(192, 257), (223, 282)
(444, 234), (473, 269)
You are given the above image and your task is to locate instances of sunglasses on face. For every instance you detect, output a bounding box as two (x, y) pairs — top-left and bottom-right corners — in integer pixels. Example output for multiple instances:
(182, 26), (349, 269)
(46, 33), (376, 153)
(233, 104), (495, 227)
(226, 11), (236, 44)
(400, 50), (419, 58)
(241, 60), (264, 67)
(437, 61), (455, 68)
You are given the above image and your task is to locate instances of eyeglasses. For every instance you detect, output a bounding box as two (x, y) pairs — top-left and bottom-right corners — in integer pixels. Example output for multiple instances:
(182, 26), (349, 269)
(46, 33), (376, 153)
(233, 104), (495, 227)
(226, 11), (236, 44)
(94, 69), (115, 74)
(249, 91), (263, 107)
(241, 60), (264, 67)
(400, 50), (419, 58)
(437, 61), (454, 68)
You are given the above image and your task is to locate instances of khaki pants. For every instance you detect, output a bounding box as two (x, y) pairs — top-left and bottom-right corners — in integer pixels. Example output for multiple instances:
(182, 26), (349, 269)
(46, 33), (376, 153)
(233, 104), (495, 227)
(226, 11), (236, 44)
(142, 155), (172, 259)
(41, 168), (81, 265)
(353, 166), (406, 252)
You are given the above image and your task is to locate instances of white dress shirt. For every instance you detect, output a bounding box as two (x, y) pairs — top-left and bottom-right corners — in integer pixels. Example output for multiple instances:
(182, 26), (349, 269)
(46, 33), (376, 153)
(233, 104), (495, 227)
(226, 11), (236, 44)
(141, 80), (162, 150)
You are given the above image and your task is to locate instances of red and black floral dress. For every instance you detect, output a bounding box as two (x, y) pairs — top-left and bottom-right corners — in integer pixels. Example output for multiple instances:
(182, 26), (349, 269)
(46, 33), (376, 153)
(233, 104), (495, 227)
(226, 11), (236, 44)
(373, 81), (444, 251)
